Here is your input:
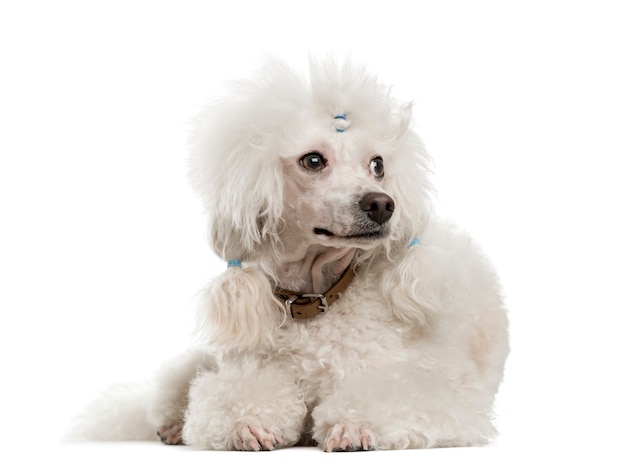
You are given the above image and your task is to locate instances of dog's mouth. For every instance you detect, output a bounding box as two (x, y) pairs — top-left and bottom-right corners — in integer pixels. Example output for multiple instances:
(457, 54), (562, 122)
(313, 227), (389, 241)
(314, 228), (334, 237)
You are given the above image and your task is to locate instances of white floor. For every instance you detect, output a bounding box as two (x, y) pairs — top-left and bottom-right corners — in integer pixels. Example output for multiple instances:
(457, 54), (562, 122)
(28, 441), (538, 466)
(28, 436), (621, 466)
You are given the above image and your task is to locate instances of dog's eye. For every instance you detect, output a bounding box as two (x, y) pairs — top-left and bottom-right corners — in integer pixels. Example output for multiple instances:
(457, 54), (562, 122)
(300, 152), (326, 171)
(370, 156), (384, 178)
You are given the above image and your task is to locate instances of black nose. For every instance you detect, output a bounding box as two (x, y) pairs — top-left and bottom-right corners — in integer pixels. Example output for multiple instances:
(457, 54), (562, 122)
(359, 192), (395, 225)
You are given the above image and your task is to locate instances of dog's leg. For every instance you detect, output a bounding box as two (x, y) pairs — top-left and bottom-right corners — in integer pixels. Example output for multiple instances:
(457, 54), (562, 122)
(313, 362), (498, 451)
(157, 421), (184, 445)
(182, 360), (307, 450)
(147, 347), (218, 445)
(232, 419), (285, 451)
(322, 422), (375, 452)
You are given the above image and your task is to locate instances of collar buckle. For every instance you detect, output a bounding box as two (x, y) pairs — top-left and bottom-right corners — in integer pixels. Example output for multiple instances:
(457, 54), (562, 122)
(285, 293), (328, 319)
(275, 266), (355, 320)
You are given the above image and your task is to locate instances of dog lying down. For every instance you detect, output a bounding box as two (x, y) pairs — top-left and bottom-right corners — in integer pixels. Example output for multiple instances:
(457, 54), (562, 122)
(72, 57), (509, 452)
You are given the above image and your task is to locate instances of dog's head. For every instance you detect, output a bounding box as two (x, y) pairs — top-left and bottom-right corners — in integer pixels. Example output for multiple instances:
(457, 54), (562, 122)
(189, 57), (432, 264)
(190, 58), (435, 348)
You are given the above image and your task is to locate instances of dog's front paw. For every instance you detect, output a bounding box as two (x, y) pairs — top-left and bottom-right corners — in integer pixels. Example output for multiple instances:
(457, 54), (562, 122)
(233, 419), (285, 451)
(157, 421), (184, 445)
(323, 423), (375, 452)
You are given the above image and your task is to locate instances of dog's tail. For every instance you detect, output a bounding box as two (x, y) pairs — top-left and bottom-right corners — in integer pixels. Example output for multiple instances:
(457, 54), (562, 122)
(66, 382), (157, 442)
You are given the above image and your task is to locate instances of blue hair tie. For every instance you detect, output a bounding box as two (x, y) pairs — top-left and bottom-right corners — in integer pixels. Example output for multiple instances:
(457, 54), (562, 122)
(227, 259), (242, 268)
(408, 237), (421, 248)
(334, 114), (348, 133)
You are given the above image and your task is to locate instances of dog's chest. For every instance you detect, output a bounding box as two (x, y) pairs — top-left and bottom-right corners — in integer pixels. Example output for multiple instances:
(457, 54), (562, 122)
(275, 284), (411, 389)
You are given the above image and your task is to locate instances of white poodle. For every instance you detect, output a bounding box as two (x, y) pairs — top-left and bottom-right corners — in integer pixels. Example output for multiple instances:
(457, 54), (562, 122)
(73, 57), (509, 452)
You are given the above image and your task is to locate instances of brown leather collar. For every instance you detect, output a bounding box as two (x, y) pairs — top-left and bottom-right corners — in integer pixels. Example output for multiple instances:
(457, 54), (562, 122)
(274, 267), (356, 319)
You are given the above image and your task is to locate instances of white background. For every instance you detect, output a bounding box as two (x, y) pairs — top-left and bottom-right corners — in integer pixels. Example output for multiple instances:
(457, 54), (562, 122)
(2, 0), (625, 464)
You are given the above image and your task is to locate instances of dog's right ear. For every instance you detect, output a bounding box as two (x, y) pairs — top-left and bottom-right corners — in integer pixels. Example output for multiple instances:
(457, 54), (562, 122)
(189, 58), (308, 260)
(196, 264), (285, 350)
(188, 110), (284, 262)
(188, 109), (286, 350)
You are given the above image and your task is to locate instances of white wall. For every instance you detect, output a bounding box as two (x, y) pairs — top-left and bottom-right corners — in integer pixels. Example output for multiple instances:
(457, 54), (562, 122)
(1, 0), (624, 463)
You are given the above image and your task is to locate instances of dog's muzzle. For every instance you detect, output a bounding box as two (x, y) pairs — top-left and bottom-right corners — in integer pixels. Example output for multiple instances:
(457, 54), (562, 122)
(359, 192), (395, 225)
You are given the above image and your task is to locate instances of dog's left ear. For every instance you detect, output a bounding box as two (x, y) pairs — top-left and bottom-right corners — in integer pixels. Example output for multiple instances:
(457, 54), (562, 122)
(384, 103), (434, 241)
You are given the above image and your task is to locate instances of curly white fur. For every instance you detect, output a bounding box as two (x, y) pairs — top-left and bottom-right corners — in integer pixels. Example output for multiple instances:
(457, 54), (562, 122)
(71, 57), (509, 452)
